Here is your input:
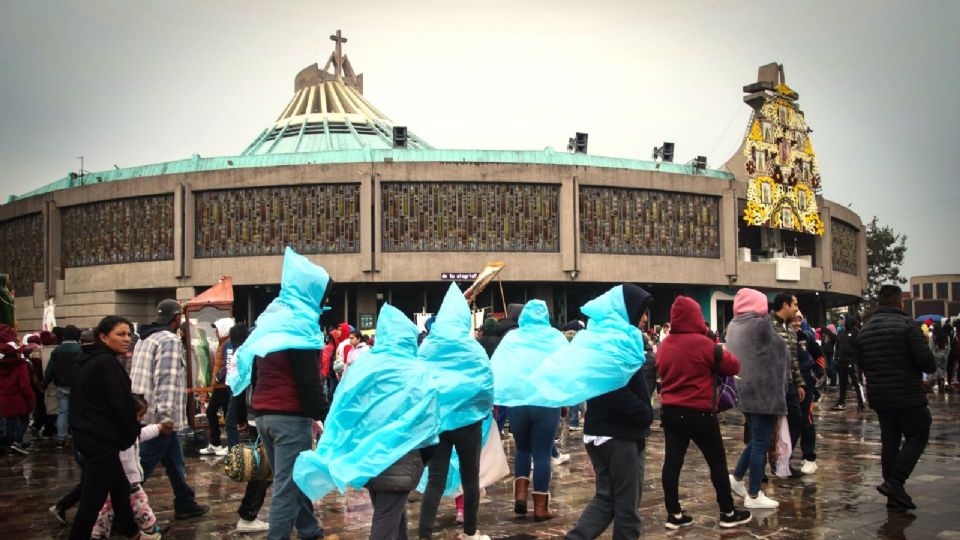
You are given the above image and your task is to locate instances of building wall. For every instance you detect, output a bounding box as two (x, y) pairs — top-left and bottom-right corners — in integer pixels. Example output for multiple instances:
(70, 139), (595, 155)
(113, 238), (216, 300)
(0, 161), (867, 331)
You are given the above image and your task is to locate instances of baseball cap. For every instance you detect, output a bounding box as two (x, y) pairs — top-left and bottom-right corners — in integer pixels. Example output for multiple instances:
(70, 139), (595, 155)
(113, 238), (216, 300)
(152, 299), (182, 325)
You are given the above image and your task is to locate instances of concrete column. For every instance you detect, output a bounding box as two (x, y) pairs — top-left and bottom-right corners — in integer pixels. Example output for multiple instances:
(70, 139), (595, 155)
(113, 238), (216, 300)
(356, 284), (378, 330)
(819, 205), (833, 286)
(173, 183), (185, 278)
(182, 182), (195, 278)
(360, 174), (374, 272)
(44, 198), (62, 300)
(721, 186), (737, 278)
(532, 285), (555, 319)
(561, 175), (578, 272)
(175, 287), (197, 301)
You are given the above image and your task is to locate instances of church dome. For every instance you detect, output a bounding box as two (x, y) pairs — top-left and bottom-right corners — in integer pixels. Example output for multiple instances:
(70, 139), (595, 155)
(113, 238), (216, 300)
(242, 30), (430, 155)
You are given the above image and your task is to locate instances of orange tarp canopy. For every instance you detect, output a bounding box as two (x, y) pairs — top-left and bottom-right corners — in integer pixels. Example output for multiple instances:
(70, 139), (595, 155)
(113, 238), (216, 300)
(186, 276), (233, 309)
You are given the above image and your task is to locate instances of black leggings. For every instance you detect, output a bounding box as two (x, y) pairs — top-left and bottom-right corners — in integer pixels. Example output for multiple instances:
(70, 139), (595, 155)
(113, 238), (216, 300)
(207, 387), (231, 446)
(660, 406), (734, 515)
(418, 420), (483, 537)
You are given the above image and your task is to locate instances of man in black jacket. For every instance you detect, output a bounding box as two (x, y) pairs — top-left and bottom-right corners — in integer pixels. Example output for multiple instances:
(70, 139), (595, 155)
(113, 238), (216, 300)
(856, 285), (936, 509)
(833, 313), (865, 411)
(44, 325), (82, 448)
(564, 284), (654, 540)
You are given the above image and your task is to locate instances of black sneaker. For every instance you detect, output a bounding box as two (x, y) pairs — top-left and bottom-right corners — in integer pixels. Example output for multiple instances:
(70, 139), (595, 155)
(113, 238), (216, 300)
(877, 481), (916, 510)
(175, 503), (210, 520)
(49, 504), (67, 525)
(665, 513), (694, 529)
(719, 509), (752, 528)
(10, 442), (29, 455)
(56, 440), (66, 450)
(831, 403), (846, 410)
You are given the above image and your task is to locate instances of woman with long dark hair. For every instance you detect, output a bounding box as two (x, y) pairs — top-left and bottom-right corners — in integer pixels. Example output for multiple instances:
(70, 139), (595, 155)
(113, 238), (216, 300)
(69, 315), (157, 540)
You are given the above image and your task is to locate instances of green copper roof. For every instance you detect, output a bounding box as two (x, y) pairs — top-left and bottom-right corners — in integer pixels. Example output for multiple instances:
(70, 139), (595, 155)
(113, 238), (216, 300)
(8, 148), (733, 203)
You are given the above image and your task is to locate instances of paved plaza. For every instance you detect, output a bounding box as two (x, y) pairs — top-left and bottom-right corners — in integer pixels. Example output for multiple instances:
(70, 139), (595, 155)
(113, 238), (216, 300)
(2, 388), (958, 539)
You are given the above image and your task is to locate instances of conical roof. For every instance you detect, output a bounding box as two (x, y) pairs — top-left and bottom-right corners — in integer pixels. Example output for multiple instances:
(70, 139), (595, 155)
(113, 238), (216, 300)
(242, 30), (430, 155)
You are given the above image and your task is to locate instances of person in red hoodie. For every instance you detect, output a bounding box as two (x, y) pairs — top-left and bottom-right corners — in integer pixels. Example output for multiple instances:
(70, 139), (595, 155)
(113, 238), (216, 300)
(656, 296), (751, 530)
(320, 323), (350, 398)
(0, 340), (36, 455)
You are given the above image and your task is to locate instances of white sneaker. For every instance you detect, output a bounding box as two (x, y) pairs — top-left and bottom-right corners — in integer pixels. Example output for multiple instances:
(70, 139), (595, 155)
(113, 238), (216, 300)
(199, 444), (217, 455)
(215, 446), (229, 457)
(236, 517), (269, 532)
(800, 460), (818, 475)
(744, 490), (779, 509)
(462, 533), (491, 540)
(552, 452), (571, 466)
(729, 474), (748, 498)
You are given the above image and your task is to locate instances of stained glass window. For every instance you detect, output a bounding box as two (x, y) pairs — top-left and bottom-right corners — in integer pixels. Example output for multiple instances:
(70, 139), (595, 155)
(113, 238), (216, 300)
(195, 184), (360, 258)
(0, 213), (43, 296)
(381, 182), (560, 252)
(62, 196), (175, 268)
(579, 187), (720, 258)
(830, 219), (858, 275)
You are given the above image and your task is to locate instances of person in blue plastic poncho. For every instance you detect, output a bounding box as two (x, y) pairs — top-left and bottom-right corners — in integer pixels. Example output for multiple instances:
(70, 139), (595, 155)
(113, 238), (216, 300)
(490, 299), (570, 521)
(227, 248), (337, 540)
(294, 303), (441, 540)
(417, 283), (494, 540)
(561, 284), (656, 540)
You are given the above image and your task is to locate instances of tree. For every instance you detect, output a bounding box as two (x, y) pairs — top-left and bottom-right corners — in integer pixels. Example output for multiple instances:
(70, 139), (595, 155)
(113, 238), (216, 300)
(864, 216), (907, 309)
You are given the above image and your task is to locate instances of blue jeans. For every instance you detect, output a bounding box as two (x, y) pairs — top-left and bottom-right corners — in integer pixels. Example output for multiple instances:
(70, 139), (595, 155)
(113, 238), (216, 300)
(139, 431), (197, 513)
(733, 413), (776, 496)
(258, 414), (324, 540)
(508, 405), (560, 492)
(568, 403), (583, 427)
(56, 386), (71, 442)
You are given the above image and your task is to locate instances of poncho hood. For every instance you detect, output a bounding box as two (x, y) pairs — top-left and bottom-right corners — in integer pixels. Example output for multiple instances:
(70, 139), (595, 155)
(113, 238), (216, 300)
(491, 299), (569, 406)
(228, 247), (331, 395)
(418, 283), (494, 432)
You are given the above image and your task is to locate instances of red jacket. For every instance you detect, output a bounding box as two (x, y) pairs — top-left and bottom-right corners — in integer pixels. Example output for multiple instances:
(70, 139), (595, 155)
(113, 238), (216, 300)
(656, 296), (740, 412)
(320, 322), (351, 378)
(0, 355), (35, 417)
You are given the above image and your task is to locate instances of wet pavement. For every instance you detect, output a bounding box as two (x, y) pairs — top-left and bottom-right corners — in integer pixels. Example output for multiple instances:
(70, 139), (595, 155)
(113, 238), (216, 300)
(3, 387), (959, 539)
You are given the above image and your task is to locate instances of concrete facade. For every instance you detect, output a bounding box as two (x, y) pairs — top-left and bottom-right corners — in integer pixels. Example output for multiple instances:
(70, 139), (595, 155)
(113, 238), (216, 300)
(1, 158), (866, 332)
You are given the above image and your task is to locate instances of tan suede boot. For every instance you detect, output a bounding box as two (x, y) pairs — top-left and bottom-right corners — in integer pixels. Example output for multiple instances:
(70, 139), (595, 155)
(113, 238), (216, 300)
(532, 491), (561, 522)
(513, 477), (530, 515)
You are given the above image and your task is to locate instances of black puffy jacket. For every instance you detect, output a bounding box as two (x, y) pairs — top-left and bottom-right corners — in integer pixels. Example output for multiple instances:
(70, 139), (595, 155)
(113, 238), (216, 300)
(855, 307), (936, 411)
(365, 449), (425, 492)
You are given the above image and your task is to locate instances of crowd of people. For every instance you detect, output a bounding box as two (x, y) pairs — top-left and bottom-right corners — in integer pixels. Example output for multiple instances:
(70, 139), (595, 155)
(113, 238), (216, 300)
(0, 248), (954, 540)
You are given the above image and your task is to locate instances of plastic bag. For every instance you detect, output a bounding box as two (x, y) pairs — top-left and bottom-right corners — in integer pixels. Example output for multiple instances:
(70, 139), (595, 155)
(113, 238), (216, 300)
(294, 304), (440, 501)
(228, 247), (330, 395)
(528, 285), (647, 406)
(491, 300), (570, 406)
(770, 415), (792, 478)
(418, 283), (494, 432)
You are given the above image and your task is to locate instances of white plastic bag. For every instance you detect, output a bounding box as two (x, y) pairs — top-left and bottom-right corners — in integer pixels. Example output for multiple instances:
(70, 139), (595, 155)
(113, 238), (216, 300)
(772, 415), (792, 478)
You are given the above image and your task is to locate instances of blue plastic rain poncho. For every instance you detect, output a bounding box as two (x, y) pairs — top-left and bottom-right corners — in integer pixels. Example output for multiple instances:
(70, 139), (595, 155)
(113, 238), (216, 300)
(227, 247), (329, 395)
(418, 282), (494, 432)
(491, 299), (570, 406)
(529, 285), (647, 406)
(293, 304), (441, 500)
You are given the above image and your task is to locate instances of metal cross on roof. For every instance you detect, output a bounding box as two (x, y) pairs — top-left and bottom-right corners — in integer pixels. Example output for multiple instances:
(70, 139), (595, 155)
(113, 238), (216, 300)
(329, 29), (347, 79)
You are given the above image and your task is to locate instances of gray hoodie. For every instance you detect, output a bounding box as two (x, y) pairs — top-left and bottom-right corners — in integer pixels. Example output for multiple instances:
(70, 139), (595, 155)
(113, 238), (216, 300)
(725, 312), (789, 416)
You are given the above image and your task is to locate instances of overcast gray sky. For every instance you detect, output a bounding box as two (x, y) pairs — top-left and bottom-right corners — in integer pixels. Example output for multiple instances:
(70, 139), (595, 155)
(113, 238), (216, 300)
(1, 0), (957, 279)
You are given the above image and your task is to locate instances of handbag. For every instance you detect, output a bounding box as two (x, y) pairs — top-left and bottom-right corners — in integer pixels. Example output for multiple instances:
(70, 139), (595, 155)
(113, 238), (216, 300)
(223, 437), (272, 483)
(712, 344), (738, 412)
